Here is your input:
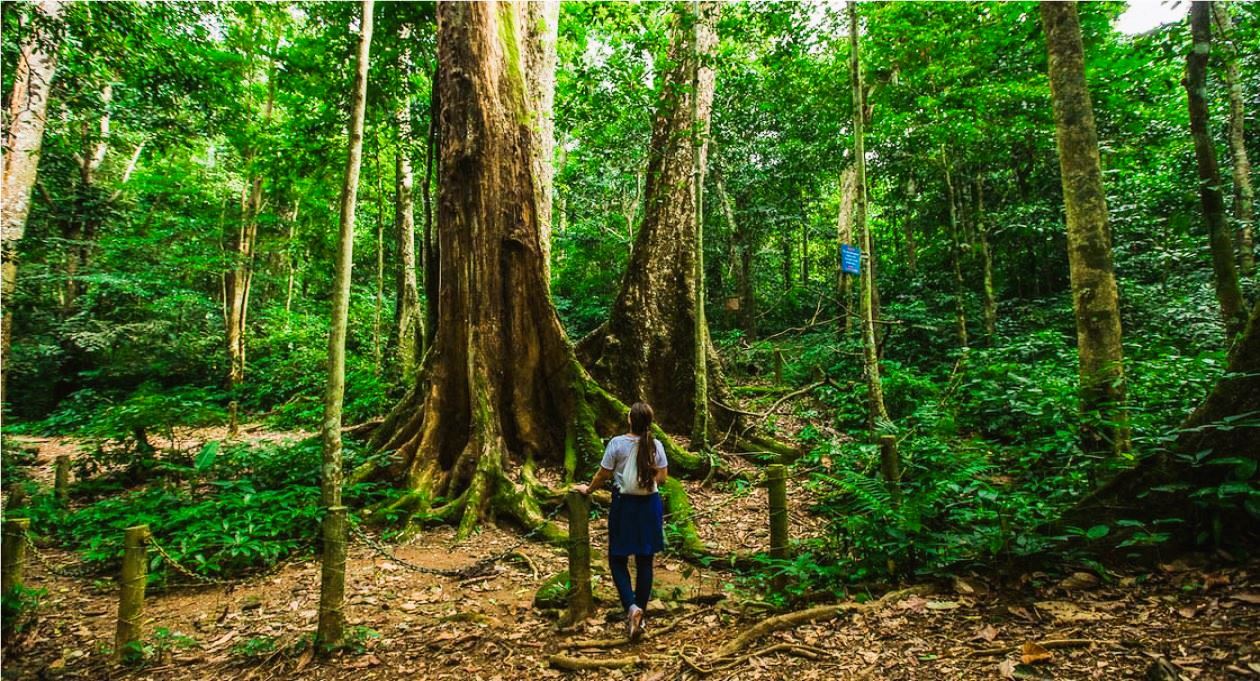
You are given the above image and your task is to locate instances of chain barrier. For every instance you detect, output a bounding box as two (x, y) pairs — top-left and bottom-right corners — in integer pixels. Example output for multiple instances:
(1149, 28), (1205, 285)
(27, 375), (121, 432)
(145, 536), (235, 587)
(22, 532), (97, 579)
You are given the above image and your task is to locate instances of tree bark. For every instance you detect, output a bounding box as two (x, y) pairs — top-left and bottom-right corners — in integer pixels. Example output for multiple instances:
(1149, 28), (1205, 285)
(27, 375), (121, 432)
(1040, 1), (1130, 458)
(524, 1), (559, 288)
(360, 2), (707, 546)
(422, 65), (439, 353)
(577, 2), (731, 437)
(850, 1), (890, 434)
(395, 99), (423, 384)
(1, 0), (64, 404)
(318, 0), (373, 651)
(1185, 1), (1248, 342)
(1211, 2), (1254, 277)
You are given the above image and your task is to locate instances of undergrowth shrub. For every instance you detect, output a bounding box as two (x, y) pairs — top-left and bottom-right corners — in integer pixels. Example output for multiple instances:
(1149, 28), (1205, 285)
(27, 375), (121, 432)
(22, 438), (390, 582)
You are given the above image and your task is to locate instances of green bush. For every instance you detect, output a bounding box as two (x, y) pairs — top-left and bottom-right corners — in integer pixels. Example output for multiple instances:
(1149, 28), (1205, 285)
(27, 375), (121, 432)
(23, 438), (388, 582)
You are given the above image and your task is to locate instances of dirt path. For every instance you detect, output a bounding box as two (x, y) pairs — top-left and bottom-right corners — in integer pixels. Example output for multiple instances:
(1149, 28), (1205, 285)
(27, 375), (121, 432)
(3, 434), (1258, 680)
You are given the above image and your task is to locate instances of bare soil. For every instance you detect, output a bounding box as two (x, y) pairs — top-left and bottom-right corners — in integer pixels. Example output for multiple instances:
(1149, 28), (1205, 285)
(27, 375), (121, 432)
(2, 431), (1257, 680)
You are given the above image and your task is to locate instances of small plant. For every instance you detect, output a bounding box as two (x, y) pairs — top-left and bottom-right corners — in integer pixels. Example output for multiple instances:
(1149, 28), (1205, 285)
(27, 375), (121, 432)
(231, 635), (278, 659)
(344, 626), (381, 655)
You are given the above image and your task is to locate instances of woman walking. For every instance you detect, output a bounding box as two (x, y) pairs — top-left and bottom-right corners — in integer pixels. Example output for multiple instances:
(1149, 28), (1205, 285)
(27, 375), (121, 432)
(574, 401), (668, 641)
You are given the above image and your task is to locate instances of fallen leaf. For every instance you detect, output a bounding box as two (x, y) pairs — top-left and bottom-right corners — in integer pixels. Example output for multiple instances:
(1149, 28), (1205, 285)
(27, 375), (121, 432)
(971, 623), (999, 642)
(953, 576), (982, 595)
(998, 659), (1018, 679)
(293, 647), (314, 673)
(1034, 600), (1108, 623)
(1229, 593), (1260, 605)
(1058, 571), (1099, 591)
(1021, 642), (1053, 665)
(1176, 605), (1198, 618)
(926, 600), (960, 611)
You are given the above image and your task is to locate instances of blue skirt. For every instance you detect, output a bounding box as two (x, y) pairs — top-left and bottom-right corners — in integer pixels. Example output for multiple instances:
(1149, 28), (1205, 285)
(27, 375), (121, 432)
(608, 490), (664, 557)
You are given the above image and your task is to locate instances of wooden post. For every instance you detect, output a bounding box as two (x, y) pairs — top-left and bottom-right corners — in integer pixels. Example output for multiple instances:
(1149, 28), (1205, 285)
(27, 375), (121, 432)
(317, 505), (348, 650)
(2, 518), (30, 596)
(879, 435), (902, 502)
(773, 347), (784, 384)
(565, 491), (594, 624)
(114, 524), (150, 663)
(767, 464), (789, 593)
(54, 455), (70, 503)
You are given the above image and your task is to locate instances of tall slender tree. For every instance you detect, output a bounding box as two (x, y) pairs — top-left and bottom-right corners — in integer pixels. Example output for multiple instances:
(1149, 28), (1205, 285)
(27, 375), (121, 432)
(850, 1), (890, 434)
(225, 9), (276, 395)
(1185, 0), (1247, 342)
(1040, 0), (1130, 458)
(2, 0), (65, 403)
(1210, 2), (1254, 277)
(941, 147), (969, 351)
(975, 178), (997, 339)
(317, 0), (374, 651)
(395, 94), (424, 382)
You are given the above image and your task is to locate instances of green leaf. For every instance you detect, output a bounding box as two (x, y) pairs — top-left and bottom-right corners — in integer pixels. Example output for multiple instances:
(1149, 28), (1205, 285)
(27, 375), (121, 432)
(1085, 524), (1110, 540)
(195, 440), (221, 472)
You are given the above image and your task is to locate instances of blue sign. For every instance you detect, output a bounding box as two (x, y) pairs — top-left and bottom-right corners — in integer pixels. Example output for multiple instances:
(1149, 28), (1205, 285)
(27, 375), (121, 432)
(841, 244), (861, 275)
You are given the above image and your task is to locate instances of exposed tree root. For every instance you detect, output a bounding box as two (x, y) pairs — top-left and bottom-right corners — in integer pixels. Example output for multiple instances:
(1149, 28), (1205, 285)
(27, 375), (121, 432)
(681, 643), (835, 674)
(713, 585), (933, 658)
(546, 653), (642, 671)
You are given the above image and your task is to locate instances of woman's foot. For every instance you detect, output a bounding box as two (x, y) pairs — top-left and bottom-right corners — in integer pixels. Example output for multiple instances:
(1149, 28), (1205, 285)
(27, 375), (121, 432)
(627, 605), (644, 641)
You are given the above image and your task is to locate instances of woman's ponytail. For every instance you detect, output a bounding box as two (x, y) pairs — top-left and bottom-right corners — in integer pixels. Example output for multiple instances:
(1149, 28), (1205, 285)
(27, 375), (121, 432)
(629, 402), (657, 490)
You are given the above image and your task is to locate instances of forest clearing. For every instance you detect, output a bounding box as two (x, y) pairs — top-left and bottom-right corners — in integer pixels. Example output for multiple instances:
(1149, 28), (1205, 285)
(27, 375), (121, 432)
(2, 0), (1258, 679)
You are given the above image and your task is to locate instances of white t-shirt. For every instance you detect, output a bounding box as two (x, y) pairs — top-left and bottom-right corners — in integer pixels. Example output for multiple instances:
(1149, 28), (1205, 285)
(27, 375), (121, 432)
(600, 434), (668, 495)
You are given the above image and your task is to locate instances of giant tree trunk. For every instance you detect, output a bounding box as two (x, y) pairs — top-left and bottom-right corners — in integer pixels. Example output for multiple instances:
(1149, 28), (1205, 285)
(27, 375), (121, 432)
(576, 2), (730, 437)
(850, 1), (890, 434)
(317, 0), (373, 650)
(524, 1), (559, 286)
(1041, 1), (1131, 459)
(1211, 2), (1254, 277)
(1, 0), (64, 404)
(361, 1), (707, 546)
(1185, 1), (1248, 342)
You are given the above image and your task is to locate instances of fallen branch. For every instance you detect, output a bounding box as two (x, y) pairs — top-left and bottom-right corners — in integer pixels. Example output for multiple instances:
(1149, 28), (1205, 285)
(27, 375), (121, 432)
(965, 638), (1111, 658)
(681, 642), (834, 674)
(714, 585), (932, 658)
(545, 654), (639, 671)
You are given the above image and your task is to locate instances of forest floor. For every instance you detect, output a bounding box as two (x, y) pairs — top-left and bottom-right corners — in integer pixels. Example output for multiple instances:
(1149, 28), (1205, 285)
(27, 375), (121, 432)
(3, 429), (1258, 681)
